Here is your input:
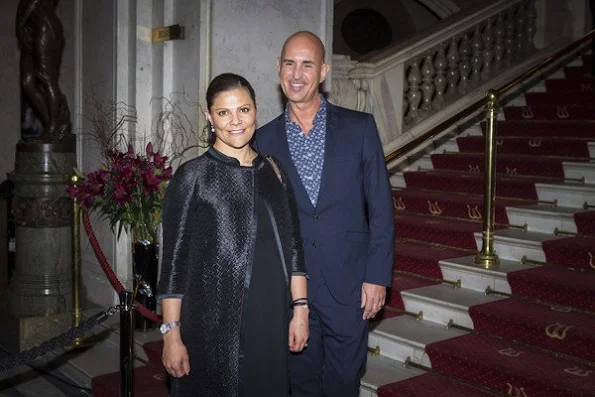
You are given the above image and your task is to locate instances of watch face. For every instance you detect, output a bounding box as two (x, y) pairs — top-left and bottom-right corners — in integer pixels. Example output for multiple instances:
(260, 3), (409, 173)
(159, 323), (169, 334)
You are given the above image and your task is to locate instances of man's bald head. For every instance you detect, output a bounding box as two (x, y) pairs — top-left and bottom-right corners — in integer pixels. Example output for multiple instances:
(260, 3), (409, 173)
(281, 31), (326, 63)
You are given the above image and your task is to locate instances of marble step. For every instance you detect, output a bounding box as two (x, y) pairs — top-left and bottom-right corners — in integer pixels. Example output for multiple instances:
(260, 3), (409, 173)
(505, 204), (578, 233)
(400, 284), (506, 328)
(536, 181), (595, 208)
(359, 353), (425, 397)
(438, 255), (537, 294)
(564, 161), (595, 184)
(590, 142), (595, 158)
(390, 172), (406, 188)
(473, 228), (565, 262)
(368, 315), (467, 367)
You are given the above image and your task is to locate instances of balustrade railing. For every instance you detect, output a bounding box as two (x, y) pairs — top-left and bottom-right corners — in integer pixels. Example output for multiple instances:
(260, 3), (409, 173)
(329, 0), (555, 152)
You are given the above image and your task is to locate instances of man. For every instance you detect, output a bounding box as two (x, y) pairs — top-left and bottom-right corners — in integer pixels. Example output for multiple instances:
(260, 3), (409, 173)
(253, 31), (394, 396)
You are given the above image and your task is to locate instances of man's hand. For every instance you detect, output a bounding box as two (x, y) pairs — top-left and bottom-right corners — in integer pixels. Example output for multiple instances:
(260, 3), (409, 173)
(361, 282), (386, 320)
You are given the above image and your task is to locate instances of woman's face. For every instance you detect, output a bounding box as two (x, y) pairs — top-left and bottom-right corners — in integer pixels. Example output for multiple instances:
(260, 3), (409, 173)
(206, 87), (256, 154)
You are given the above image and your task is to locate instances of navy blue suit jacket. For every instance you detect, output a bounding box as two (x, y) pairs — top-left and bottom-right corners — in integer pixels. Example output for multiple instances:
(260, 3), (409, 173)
(254, 103), (394, 305)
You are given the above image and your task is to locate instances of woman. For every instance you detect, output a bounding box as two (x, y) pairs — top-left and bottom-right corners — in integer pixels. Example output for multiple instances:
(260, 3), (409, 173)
(158, 73), (309, 397)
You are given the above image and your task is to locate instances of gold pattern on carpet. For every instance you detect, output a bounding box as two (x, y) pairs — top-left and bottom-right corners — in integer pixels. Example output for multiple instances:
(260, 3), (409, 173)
(498, 348), (524, 357)
(468, 164), (480, 173)
(467, 205), (482, 220)
(556, 106), (570, 119)
(393, 196), (406, 211)
(545, 323), (573, 340)
(564, 366), (593, 377)
(506, 167), (518, 176)
(427, 201), (442, 215)
(589, 252), (594, 269)
(522, 107), (534, 119)
(528, 139), (542, 148)
(580, 83), (593, 92)
(506, 383), (528, 397)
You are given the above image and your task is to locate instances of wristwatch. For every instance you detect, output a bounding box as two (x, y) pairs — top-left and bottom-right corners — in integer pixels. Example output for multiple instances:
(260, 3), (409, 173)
(159, 321), (181, 335)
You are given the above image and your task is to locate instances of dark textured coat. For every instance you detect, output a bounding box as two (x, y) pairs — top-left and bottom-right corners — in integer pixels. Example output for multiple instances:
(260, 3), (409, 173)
(158, 149), (304, 397)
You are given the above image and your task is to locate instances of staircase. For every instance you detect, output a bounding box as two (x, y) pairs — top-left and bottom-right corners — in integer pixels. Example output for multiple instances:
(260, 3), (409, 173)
(359, 54), (595, 397)
(86, 55), (595, 397)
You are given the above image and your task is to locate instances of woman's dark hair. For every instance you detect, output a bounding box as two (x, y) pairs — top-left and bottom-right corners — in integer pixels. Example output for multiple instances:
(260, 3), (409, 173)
(206, 73), (256, 111)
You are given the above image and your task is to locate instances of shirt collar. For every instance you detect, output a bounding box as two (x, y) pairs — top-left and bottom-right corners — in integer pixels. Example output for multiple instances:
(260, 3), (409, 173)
(284, 94), (328, 128)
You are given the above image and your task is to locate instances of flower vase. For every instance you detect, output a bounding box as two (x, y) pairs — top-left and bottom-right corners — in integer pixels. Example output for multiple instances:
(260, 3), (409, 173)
(133, 240), (158, 331)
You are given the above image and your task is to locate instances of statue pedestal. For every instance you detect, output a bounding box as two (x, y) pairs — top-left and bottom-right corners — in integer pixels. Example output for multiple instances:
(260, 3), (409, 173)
(0, 138), (76, 352)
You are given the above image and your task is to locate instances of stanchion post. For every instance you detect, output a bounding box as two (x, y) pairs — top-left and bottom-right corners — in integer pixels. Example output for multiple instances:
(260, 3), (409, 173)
(120, 290), (134, 397)
(65, 174), (97, 351)
(475, 89), (500, 268)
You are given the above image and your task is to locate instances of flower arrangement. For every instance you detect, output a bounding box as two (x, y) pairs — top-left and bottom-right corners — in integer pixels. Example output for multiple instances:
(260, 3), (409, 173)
(68, 142), (172, 242)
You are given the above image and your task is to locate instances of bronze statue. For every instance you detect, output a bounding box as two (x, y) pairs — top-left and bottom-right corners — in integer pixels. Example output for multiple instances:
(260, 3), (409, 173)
(16, 0), (72, 142)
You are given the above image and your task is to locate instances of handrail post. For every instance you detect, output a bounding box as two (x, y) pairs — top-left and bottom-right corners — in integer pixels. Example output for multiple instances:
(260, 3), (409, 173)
(475, 89), (500, 268)
(120, 290), (134, 397)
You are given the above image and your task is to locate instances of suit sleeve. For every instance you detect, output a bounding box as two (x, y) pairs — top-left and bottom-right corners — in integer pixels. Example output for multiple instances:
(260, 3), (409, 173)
(157, 163), (198, 299)
(362, 114), (394, 287)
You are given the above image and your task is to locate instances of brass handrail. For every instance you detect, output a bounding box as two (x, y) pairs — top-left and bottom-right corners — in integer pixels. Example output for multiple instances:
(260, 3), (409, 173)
(384, 29), (595, 165)
(387, 29), (595, 268)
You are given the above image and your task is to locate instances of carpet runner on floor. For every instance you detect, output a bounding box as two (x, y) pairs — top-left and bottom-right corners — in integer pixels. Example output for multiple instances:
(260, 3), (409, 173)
(469, 298), (595, 362)
(377, 372), (503, 397)
(91, 365), (169, 397)
(541, 236), (595, 271)
(392, 189), (524, 224)
(545, 78), (595, 92)
(394, 213), (482, 250)
(482, 120), (595, 138)
(524, 91), (595, 106)
(574, 211), (595, 235)
(456, 136), (592, 158)
(503, 105), (595, 120)
(430, 152), (571, 179)
(426, 333), (595, 397)
(403, 170), (543, 200)
(394, 239), (472, 279)
(507, 266), (595, 312)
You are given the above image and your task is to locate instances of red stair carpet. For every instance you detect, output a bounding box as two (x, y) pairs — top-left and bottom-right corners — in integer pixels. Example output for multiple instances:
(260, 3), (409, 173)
(378, 52), (595, 396)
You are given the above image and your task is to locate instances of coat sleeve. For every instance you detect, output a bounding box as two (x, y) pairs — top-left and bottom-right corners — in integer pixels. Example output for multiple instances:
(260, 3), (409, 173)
(361, 114), (394, 287)
(274, 157), (306, 276)
(157, 162), (198, 299)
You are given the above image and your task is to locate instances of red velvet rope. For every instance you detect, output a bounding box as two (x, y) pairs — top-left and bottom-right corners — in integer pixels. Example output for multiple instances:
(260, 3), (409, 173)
(82, 213), (163, 324)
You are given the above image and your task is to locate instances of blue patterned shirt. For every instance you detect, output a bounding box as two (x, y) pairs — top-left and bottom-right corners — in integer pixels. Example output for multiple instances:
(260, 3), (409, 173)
(285, 96), (328, 207)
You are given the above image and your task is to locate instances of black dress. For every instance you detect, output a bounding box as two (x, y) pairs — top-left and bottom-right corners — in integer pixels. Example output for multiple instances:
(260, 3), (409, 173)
(158, 148), (304, 397)
(240, 198), (289, 396)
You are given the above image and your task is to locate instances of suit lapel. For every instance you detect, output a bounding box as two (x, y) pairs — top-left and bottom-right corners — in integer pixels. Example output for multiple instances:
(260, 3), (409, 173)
(316, 104), (339, 210)
(272, 117), (315, 212)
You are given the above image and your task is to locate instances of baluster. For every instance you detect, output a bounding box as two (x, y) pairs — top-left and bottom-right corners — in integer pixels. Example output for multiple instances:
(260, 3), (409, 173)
(403, 76), (409, 118)
(458, 32), (472, 95)
(515, 3), (526, 60)
(470, 24), (483, 86)
(406, 59), (422, 122)
(524, 0), (537, 55)
(504, 7), (515, 65)
(421, 54), (435, 112)
(482, 17), (494, 80)
(433, 43), (448, 110)
(446, 37), (460, 101)
(493, 12), (505, 71)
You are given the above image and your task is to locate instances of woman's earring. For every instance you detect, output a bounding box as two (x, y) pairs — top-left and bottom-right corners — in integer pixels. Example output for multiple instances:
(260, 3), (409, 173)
(210, 124), (215, 133)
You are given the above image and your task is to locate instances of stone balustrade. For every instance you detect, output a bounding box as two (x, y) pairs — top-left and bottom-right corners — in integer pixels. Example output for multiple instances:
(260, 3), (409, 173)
(330, 0), (554, 157)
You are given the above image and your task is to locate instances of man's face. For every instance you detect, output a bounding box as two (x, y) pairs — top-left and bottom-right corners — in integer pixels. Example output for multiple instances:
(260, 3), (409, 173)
(277, 35), (329, 106)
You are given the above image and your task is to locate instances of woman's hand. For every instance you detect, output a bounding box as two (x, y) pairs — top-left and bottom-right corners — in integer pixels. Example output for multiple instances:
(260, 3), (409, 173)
(289, 306), (309, 352)
(162, 333), (191, 378)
